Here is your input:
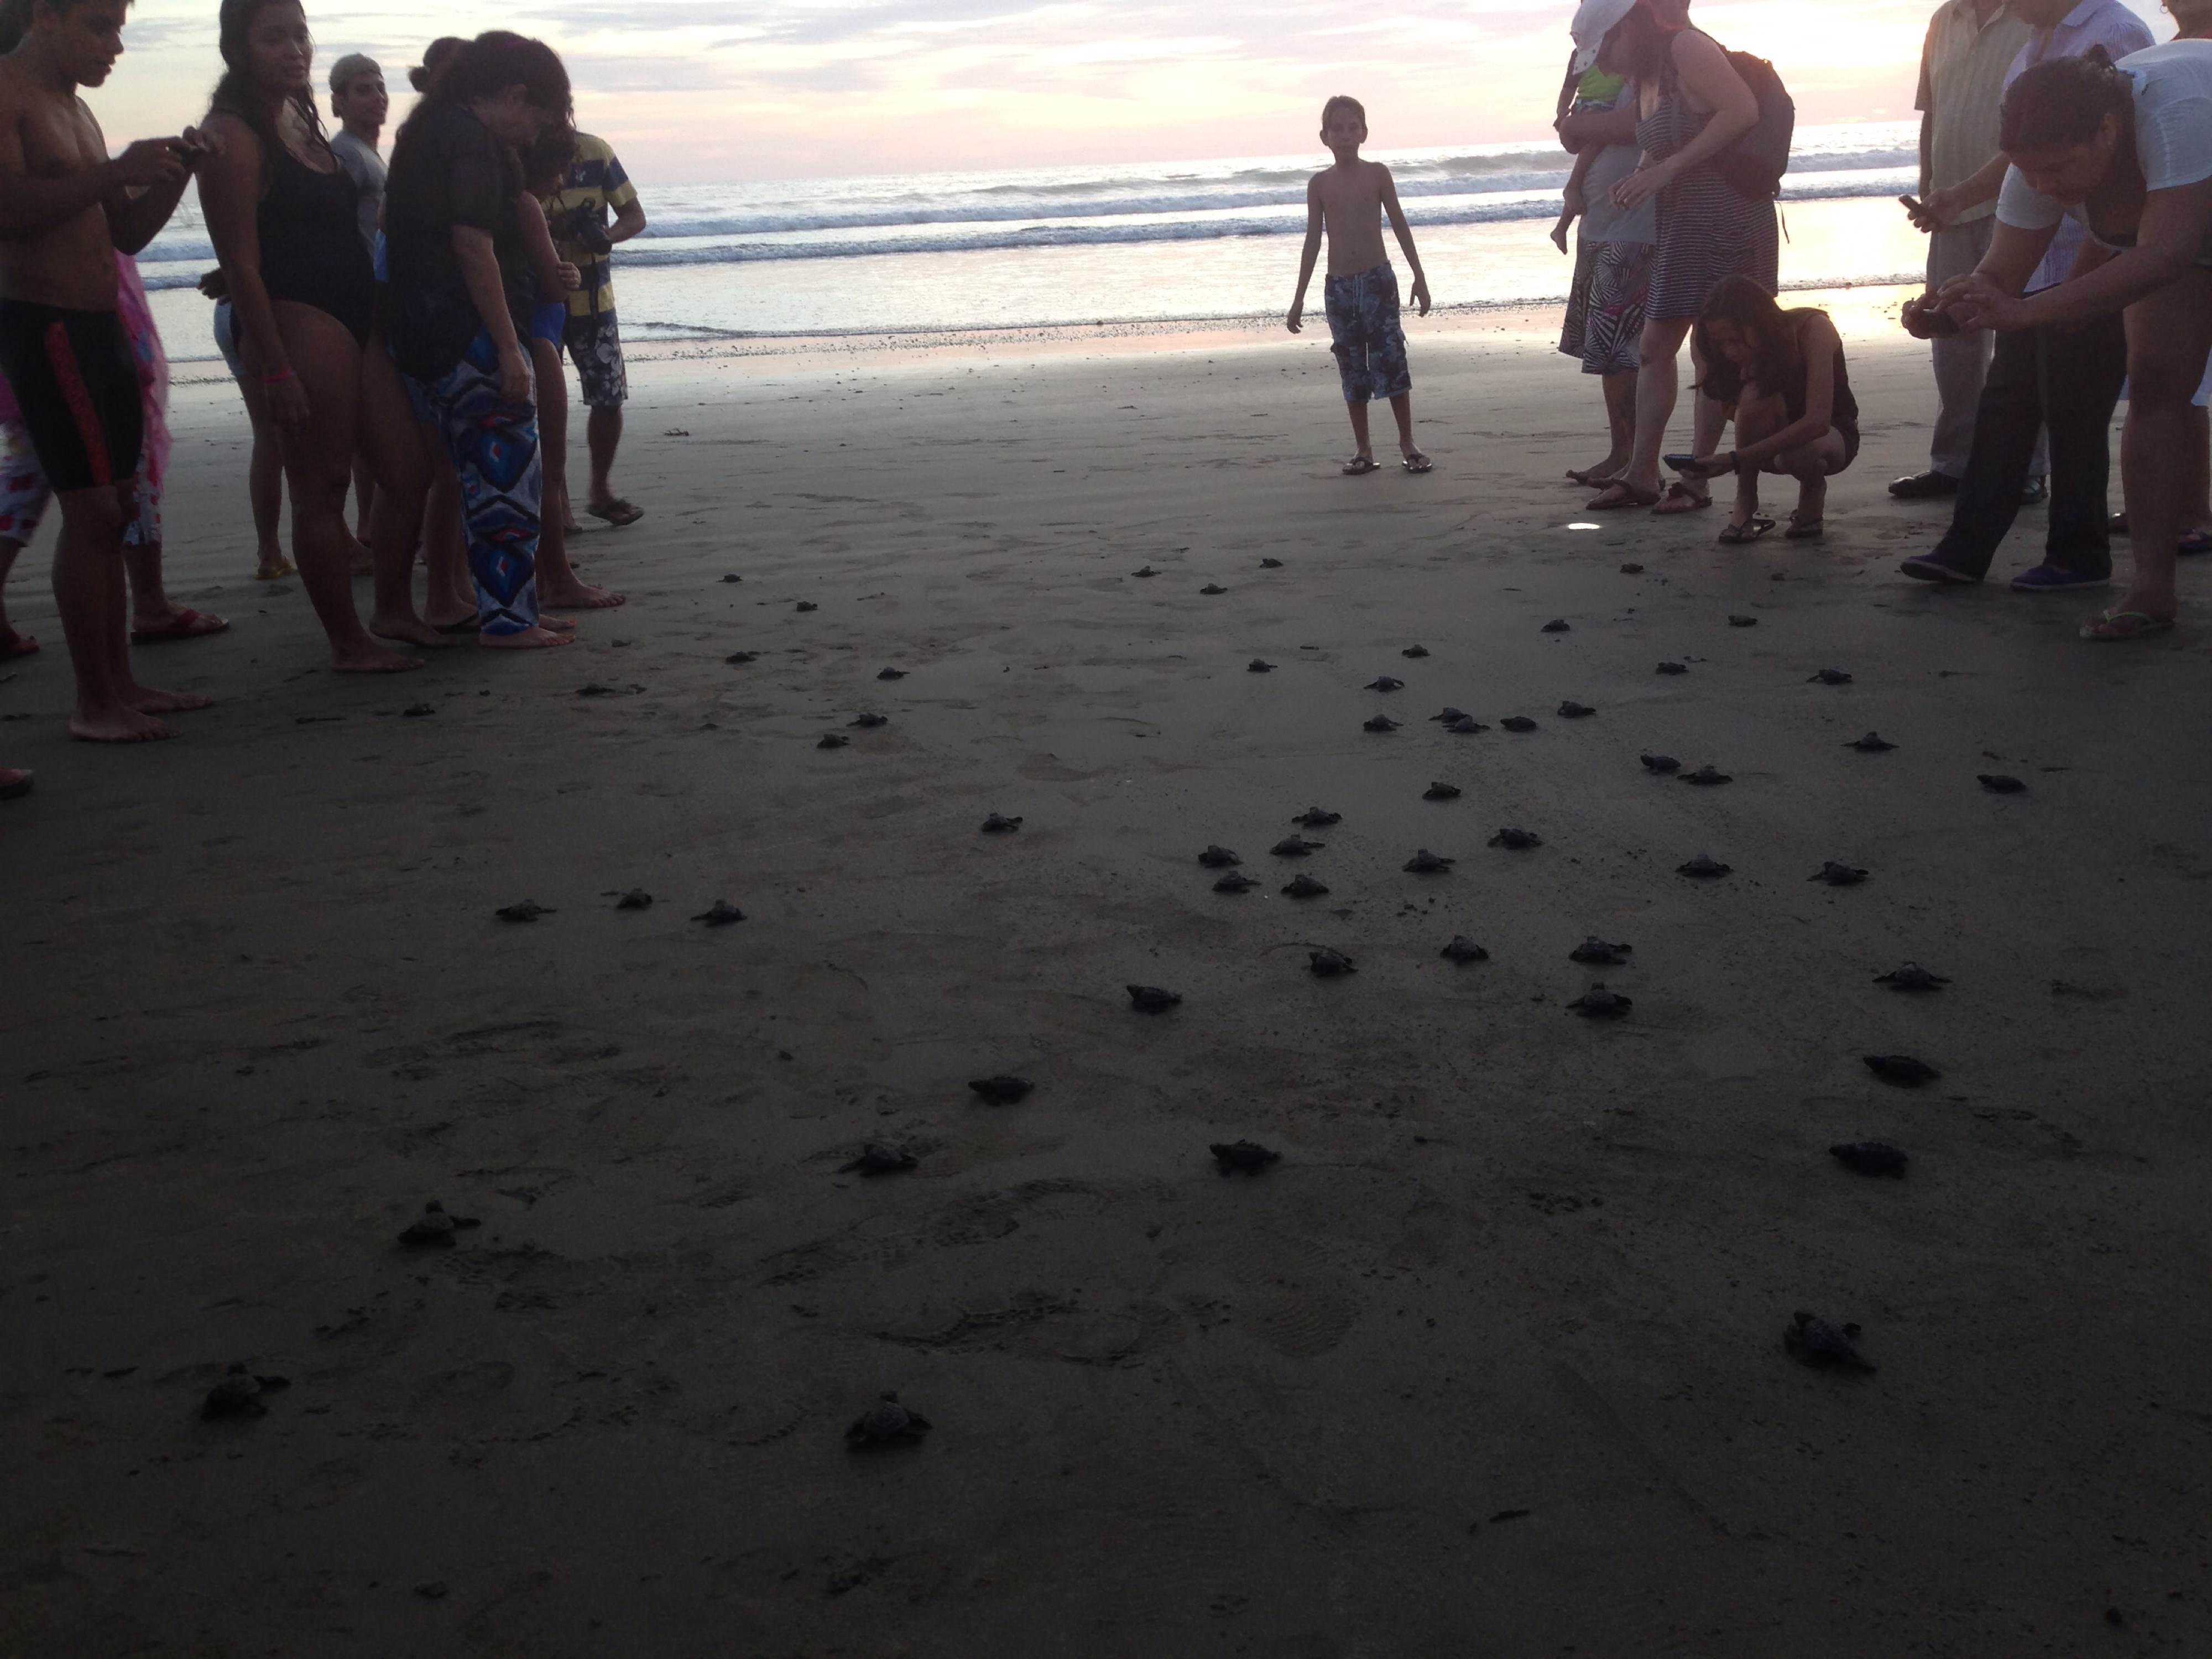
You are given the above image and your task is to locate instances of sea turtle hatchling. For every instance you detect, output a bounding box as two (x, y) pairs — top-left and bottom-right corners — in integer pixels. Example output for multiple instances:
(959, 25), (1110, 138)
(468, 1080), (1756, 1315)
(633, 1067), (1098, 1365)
(1557, 700), (1595, 719)
(1423, 782), (1462, 801)
(1570, 936), (1631, 966)
(1785, 1311), (1875, 1373)
(1213, 872), (1260, 894)
(839, 1143), (917, 1176)
(1404, 849), (1455, 874)
(1681, 765), (1733, 786)
(719, 572), (740, 583)
(817, 734), (849, 750)
(1307, 947), (1356, 977)
(495, 900), (553, 923)
(1848, 732), (1896, 753)
(692, 900), (747, 927)
(615, 888), (653, 910)
(1727, 614), (1757, 628)
(1447, 716), (1488, 734)
(1809, 668), (1854, 685)
(1248, 659), (1276, 673)
(1500, 716), (1537, 733)
(1829, 1141), (1908, 1177)
(401, 702), (435, 717)
(1978, 774), (2027, 794)
(398, 1200), (482, 1247)
(1127, 985), (1183, 1013)
(968, 1075), (1034, 1104)
(1199, 584), (1228, 596)
(982, 813), (1025, 834)
(1541, 619), (1571, 634)
(1133, 565), (1159, 578)
(1640, 753), (1681, 775)
(848, 713), (888, 729)
(1677, 854), (1731, 878)
(796, 601), (818, 613)
(1567, 984), (1632, 1019)
(1271, 834), (1324, 857)
(1197, 844), (1240, 867)
(1366, 676), (1405, 693)
(877, 667), (907, 680)
(1619, 562), (1645, 574)
(724, 651), (757, 665)
(1430, 707), (1468, 724)
(1283, 873), (1331, 898)
(846, 1390), (932, 1448)
(1364, 715), (1401, 733)
(1401, 644), (1430, 659)
(201, 1361), (292, 1421)
(1488, 827), (1541, 850)
(1440, 936), (1489, 964)
(1261, 557), (1285, 568)
(1656, 661), (1688, 676)
(1210, 1139), (1282, 1173)
(1864, 1053), (1940, 1087)
(1875, 962), (1950, 992)
(1809, 862), (1867, 886)
(1292, 807), (1341, 828)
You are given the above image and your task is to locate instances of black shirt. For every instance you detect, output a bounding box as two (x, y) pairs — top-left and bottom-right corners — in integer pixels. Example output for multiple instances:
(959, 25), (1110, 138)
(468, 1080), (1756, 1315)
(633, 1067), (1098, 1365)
(382, 102), (535, 380)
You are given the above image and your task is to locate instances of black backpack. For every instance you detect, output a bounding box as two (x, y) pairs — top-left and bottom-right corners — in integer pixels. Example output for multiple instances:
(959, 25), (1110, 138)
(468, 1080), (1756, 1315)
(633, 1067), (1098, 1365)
(1711, 48), (1794, 200)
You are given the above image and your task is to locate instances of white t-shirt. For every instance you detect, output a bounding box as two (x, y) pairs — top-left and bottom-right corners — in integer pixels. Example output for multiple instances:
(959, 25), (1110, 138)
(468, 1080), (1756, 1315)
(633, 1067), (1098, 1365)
(328, 128), (385, 256)
(1997, 40), (2212, 233)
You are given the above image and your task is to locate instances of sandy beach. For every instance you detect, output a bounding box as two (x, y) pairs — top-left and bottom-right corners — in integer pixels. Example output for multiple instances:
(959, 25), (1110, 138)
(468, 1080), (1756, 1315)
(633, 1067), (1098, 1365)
(5, 294), (2210, 1656)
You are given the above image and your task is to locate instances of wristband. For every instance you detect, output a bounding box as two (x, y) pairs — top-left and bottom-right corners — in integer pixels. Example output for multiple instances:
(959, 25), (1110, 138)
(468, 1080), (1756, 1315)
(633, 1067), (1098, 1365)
(263, 367), (296, 386)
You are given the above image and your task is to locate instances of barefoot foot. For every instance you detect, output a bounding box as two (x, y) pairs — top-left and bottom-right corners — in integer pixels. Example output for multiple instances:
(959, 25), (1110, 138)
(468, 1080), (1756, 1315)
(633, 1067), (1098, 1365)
(71, 704), (175, 742)
(369, 613), (461, 648)
(538, 581), (627, 609)
(254, 556), (296, 581)
(126, 684), (214, 714)
(478, 625), (575, 650)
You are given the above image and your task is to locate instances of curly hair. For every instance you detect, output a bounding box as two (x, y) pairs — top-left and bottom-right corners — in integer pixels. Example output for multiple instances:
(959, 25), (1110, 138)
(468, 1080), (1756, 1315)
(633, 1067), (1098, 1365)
(2000, 46), (2133, 152)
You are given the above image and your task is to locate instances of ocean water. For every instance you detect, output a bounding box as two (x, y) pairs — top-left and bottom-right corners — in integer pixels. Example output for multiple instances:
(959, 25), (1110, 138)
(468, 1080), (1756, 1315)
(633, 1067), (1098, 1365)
(142, 122), (1926, 360)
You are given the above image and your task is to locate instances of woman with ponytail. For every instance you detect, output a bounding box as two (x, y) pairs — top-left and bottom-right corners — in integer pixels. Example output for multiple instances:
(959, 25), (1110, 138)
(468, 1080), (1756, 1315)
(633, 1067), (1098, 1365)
(1930, 41), (2212, 639)
(197, 0), (440, 671)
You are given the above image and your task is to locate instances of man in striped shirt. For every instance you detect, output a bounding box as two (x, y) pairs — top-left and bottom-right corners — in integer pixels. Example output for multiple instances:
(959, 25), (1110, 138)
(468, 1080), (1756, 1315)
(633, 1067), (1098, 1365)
(545, 133), (648, 528)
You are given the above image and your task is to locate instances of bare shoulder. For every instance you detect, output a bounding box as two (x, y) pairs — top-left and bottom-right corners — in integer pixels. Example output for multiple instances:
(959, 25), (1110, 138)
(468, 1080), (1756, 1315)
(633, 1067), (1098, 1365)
(1366, 159), (1395, 189)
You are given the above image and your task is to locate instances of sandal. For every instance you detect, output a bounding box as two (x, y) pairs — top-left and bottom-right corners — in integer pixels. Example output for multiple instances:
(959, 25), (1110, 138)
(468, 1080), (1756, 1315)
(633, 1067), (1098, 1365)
(2080, 608), (2176, 641)
(1401, 452), (1433, 475)
(1784, 514), (1826, 541)
(586, 498), (645, 527)
(0, 766), (31, 801)
(131, 606), (229, 644)
(1717, 516), (1775, 545)
(1586, 481), (1661, 510)
(1342, 456), (1380, 476)
(1653, 481), (1711, 515)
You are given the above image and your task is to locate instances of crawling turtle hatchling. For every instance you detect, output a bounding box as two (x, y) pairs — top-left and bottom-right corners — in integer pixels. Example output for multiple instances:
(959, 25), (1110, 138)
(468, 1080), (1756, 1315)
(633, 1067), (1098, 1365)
(1874, 962), (1950, 992)
(1260, 557), (1285, 568)
(576, 682), (622, 698)
(401, 702), (435, 717)
(1500, 716), (1537, 733)
(1133, 565), (1159, 578)
(877, 667), (907, 680)
(1785, 1310), (1875, 1373)
(1307, 947), (1356, 977)
(1978, 773), (2026, 794)
(724, 651), (757, 665)
(615, 889), (653, 910)
(1541, 619), (1571, 634)
(1248, 659), (1276, 673)
(1199, 584), (1228, 596)
(1366, 676), (1405, 692)
(201, 1361), (291, 1421)
(1619, 562), (1645, 574)
(1726, 614), (1756, 628)
(1809, 668), (1854, 685)
(1271, 834), (1324, 857)
(1401, 644), (1430, 659)
(1809, 862), (1867, 886)
(1829, 1141), (1907, 1177)
(495, 900), (552, 923)
(1557, 700), (1595, 719)
(796, 601), (818, 613)
(1640, 753), (1681, 775)
(1570, 937), (1631, 966)
(692, 900), (747, 926)
(1291, 807), (1341, 828)
(1430, 706), (1468, 724)
(849, 713), (889, 729)
(1567, 984), (1632, 1019)
(398, 1199), (482, 1246)
(1404, 848), (1455, 874)
(1677, 854), (1731, 878)
(1197, 844), (1240, 867)
(817, 734), (849, 750)
(982, 813), (1024, 833)
(719, 572), (740, 583)
(1364, 714), (1400, 733)
(1447, 716), (1488, 734)
(1864, 1053), (1939, 1087)
(1423, 782), (1462, 801)
(1847, 732), (1895, 752)
(1127, 985), (1183, 1013)
(1656, 661), (1688, 675)
(968, 1075), (1034, 1104)
(1440, 936), (1489, 964)
(847, 1390), (932, 1448)
(1213, 872), (1259, 894)
(1283, 873), (1331, 898)
(1211, 1139), (1281, 1173)
(1488, 827), (1541, 850)
(1681, 765), (1733, 787)
(840, 1143), (917, 1176)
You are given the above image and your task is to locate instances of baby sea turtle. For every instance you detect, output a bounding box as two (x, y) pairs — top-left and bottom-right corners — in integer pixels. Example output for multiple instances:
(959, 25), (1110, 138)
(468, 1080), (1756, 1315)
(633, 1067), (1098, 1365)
(1487, 827), (1541, 850)
(719, 572), (741, 583)
(398, 1200), (482, 1247)
(1364, 715), (1400, 733)
(615, 888), (653, 910)
(1306, 947), (1356, 977)
(1829, 1141), (1908, 1177)
(968, 1075), (1034, 1104)
(1271, 834), (1324, 857)
(1292, 807), (1341, 828)
(877, 667), (907, 680)
(1401, 644), (1430, 659)
(1199, 584), (1228, 596)
(495, 900), (552, 923)
(1681, 765), (1733, 787)
(840, 1143), (917, 1176)
(1567, 984), (1632, 1019)
(1211, 1139), (1281, 1174)
(817, 734), (849, 750)
(1404, 848), (1455, 874)
(849, 713), (888, 729)
(401, 702), (435, 717)
(1133, 565), (1159, 578)
(692, 900), (747, 926)
(1430, 706), (1468, 724)
(1864, 1053), (1939, 1087)
(1569, 936), (1631, 966)
(1423, 782), (1462, 801)
(724, 651), (757, 665)
(1213, 872), (1259, 894)
(1848, 732), (1896, 753)
(1809, 862), (1867, 886)
(1366, 676), (1405, 692)
(1248, 659), (1276, 673)
(201, 1362), (291, 1421)
(1557, 700), (1595, 719)
(1978, 773), (2026, 794)
(982, 813), (1024, 833)
(1677, 854), (1731, 878)
(846, 1390), (932, 1448)
(1656, 661), (1688, 676)
(1500, 716), (1537, 733)
(1127, 984), (1183, 1013)
(1260, 557), (1284, 568)
(576, 682), (622, 698)
(1809, 668), (1854, 685)
(1874, 962), (1950, 992)
(1619, 562), (1645, 574)
(796, 601), (818, 613)
(1640, 753), (1681, 775)
(1785, 1310), (1875, 1373)
(1283, 873), (1331, 898)
(1726, 614), (1756, 628)
(1197, 844), (1240, 867)
(1541, 619), (1571, 634)
(1440, 936), (1489, 964)
(1447, 716), (1488, 734)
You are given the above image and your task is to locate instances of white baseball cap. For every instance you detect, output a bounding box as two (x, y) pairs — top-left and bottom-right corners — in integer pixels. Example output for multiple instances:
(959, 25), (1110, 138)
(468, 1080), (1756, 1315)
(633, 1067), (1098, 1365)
(1570, 0), (1639, 72)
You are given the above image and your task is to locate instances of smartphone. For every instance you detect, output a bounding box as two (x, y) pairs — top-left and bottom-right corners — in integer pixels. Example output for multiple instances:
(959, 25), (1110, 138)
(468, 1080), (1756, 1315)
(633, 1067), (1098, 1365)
(1663, 453), (1702, 472)
(1898, 194), (1924, 215)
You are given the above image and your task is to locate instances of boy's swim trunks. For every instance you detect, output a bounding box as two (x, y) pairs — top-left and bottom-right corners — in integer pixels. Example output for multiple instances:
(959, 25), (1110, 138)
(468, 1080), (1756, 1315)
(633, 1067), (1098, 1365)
(0, 301), (143, 494)
(1323, 263), (1411, 405)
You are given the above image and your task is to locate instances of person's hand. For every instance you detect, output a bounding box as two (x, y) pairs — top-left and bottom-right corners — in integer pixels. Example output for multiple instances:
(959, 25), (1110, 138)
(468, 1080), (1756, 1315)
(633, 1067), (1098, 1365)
(1563, 180), (1586, 218)
(1610, 160), (1672, 210)
(267, 373), (311, 432)
(556, 261), (582, 291)
(1937, 270), (2021, 332)
(111, 137), (187, 190)
(1286, 298), (1304, 335)
(1900, 290), (1958, 339)
(197, 267), (231, 301)
(1906, 187), (1958, 233)
(173, 125), (221, 170)
(1550, 218), (1571, 254)
(1409, 275), (1431, 317)
(496, 342), (532, 405)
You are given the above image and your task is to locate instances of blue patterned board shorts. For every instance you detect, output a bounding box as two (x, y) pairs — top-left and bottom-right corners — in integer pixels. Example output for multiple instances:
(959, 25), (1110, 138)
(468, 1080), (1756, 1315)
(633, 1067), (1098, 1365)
(1324, 262), (1412, 404)
(403, 330), (542, 637)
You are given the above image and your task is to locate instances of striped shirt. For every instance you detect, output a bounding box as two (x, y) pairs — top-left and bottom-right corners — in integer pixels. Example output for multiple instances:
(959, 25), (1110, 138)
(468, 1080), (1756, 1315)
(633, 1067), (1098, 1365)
(542, 134), (639, 320)
(1917, 0), (2033, 223)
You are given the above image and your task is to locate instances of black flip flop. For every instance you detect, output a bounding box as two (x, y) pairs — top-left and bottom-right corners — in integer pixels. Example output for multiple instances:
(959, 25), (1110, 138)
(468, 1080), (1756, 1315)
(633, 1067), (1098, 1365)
(1717, 516), (1775, 544)
(587, 498), (645, 527)
(1402, 454), (1433, 475)
(1342, 457), (1380, 477)
(1785, 514), (1826, 541)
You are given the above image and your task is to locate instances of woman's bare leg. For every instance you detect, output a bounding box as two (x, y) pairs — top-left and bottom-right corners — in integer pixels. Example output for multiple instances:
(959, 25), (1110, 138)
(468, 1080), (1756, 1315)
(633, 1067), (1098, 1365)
(357, 345), (445, 646)
(2114, 275), (2212, 624)
(1724, 390), (1784, 531)
(528, 337), (623, 610)
(237, 374), (291, 579)
(1603, 315), (1694, 504)
(420, 442), (473, 629)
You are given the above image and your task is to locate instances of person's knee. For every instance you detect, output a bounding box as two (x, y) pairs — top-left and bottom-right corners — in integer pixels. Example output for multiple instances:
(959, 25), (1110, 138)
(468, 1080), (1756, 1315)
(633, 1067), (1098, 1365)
(2125, 351), (2198, 410)
(57, 486), (127, 540)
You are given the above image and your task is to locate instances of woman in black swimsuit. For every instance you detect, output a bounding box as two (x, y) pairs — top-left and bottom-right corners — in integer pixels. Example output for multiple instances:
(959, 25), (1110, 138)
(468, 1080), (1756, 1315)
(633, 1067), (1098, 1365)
(1678, 275), (1858, 544)
(199, 0), (435, 672)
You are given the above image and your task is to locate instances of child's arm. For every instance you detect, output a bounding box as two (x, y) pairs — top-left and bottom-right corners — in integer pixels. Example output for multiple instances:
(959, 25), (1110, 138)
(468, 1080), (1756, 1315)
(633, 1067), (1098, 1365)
(1376, 165), (1430, 315)
(516, 192), (580, 298)
(1287, 174), (1324, 333)
(1550, 147), (1597, 253)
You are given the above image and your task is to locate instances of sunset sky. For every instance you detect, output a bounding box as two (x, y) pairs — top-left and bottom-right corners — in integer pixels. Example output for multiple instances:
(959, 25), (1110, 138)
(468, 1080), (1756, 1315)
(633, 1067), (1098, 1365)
(109, 0), (2173, 182)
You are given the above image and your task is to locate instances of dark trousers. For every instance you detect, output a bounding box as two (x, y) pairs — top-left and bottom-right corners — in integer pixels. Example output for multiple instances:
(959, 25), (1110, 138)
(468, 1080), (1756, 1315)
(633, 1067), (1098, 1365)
(1932, 306), (2127, 578)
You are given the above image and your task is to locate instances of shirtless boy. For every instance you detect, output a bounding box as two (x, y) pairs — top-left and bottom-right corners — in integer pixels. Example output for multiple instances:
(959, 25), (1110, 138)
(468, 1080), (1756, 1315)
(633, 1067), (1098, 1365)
(1287, 95), (1433, 475)
(0, 0), (211, 743)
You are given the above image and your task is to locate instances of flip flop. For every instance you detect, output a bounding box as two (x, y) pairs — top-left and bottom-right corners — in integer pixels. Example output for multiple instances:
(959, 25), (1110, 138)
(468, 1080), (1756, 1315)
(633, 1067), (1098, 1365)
(1653, 481), (1711, 515)
(2080, 608), (2176, 641)
(131, 607), (229, 643)
(253, 561), (296, 581)
(586, 499), (645, 526)
(1402, 453), (1433, 475)
(1586, 482), (1661, 510)
(0, 632), (36, 658)
(1342, 457), (1380, 476)
(0, 766), (32, 800)
(1785, 514), (1826, 541)
(1717, 516), (1775, 544)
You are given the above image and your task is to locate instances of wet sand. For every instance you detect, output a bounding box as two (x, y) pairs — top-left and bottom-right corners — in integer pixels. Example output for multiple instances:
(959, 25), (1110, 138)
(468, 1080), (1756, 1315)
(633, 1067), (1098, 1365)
(6, 299), (2211, 1656)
